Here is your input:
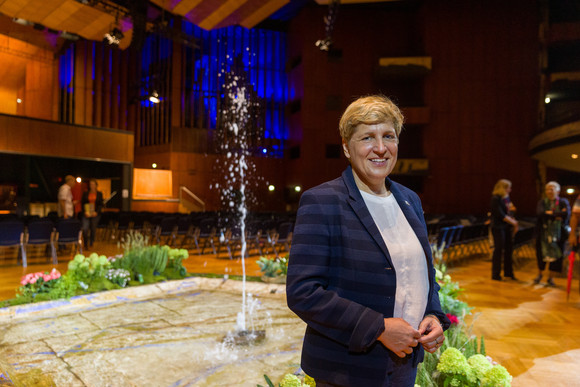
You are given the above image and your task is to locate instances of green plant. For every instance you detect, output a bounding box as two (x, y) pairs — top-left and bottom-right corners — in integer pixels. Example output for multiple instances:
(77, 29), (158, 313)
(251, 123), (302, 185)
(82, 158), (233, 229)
(257, 255), (288, 278)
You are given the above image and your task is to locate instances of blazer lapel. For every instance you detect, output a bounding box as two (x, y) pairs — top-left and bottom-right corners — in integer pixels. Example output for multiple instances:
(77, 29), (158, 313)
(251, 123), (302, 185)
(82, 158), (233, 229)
(342, 167), (395, 269)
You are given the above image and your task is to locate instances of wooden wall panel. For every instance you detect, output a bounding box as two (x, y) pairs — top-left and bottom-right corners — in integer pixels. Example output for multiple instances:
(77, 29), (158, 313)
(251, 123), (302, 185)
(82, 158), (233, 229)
(0, 114), (134, 163)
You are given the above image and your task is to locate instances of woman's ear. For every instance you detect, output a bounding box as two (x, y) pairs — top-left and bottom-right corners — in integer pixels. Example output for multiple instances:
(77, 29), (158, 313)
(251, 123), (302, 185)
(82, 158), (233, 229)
(342, 139), (350, 159)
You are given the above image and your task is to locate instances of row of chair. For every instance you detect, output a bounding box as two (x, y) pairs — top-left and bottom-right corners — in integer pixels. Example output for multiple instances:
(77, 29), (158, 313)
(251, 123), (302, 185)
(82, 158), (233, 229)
(0, 218), (82, 267)
(95, 211), (296, 259)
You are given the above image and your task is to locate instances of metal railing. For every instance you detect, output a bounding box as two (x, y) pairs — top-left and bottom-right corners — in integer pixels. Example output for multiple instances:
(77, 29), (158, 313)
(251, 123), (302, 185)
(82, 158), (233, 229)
(179, 186), (205, 212)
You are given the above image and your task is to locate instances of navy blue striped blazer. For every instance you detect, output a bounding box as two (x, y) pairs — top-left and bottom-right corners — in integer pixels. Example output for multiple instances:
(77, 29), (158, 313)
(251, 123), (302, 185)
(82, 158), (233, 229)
(286, 166), (449, 386)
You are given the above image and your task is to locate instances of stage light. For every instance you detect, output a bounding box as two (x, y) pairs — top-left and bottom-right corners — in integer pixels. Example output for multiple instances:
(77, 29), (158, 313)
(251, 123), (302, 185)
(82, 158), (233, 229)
(60, 31), (80, 41)
(149, 91), (160, 104)
(104, 27), (124, 46)
(12, 18), (32, 26)
(268, 185), (275, 192)
(262, 148), (268, 154)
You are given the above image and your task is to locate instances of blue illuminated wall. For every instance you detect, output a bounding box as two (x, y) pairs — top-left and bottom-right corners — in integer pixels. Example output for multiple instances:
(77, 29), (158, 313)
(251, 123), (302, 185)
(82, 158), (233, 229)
(183, 22), (288, 143)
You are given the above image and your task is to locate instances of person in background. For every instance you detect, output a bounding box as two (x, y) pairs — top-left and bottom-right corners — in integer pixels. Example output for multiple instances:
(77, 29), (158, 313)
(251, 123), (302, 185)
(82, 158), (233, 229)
(490, 179), (518, 281)
(286, 95), (449, 387)
(534, 182), (570, 286)
(81, 179), (104, 249)
(58, 175), (76, 219)
(569, 194), (580, 250)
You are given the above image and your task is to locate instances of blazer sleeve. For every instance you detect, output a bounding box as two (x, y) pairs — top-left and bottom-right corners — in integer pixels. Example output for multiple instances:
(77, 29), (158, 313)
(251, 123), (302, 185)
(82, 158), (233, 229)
(286, 189), (385, 353)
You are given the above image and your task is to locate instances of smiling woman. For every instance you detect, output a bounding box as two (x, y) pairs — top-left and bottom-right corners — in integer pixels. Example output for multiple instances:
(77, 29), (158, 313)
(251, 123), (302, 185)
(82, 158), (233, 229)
(286, 95), (450, 387)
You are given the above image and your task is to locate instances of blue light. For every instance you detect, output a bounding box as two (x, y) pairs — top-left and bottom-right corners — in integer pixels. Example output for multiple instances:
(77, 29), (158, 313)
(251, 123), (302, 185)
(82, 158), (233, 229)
(262, 148), (267, 154)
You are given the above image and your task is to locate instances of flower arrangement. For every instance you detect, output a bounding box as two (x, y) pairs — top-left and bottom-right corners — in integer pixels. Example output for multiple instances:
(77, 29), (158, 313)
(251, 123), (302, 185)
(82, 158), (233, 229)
(105, 268), (131, 288)
(436, 348), (512, 387)
(17, 269), (62, 301)
(259, 372), (315, 387)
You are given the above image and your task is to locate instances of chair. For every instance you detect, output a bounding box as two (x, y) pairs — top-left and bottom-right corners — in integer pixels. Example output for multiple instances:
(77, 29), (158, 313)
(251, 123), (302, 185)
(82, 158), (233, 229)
(0, 220), (25, 266)
(24, 219), (56, 265)
(155, 216), (179, 246)
(270, 221), (294, 258)
(54, 218), (83, 259)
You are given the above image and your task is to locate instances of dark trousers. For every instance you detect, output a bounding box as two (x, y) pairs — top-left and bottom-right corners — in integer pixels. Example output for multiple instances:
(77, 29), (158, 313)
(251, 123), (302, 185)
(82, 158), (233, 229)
(491, 226), (514, 278)
(82, 215), (100, 248)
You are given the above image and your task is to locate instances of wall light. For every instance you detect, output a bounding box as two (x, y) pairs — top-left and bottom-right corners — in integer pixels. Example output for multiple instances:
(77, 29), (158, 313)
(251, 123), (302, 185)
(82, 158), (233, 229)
(16, 98), (22, 104)
(544, 97), (551, 104)
(572, 154), (579, 159)
(268, 184), (275, 192)
(294, 185), (302, 192)
(566, 188), (575, 195)
(152, 163), (157, 168)
(76, 177), (82, 183)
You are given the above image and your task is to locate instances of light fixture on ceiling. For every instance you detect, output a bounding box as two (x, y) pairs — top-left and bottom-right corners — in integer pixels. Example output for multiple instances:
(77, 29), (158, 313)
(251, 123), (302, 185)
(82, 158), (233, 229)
(149, 91), (160, 104)
(60, 31), (80, 41)
(315, 0), (339, 52)
(12, 18), (32, 26)
(104, 27), (124, 46)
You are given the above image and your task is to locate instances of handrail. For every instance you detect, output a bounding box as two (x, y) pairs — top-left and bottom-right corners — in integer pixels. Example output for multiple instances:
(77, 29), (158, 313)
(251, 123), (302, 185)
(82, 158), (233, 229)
(179, 186), (206, 212)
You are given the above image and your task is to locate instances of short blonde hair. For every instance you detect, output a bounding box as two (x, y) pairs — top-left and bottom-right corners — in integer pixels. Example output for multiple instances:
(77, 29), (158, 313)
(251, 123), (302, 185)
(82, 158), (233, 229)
(339, 95), (404, 141)
(546, 181), (560, 193)
(492, 179), (512, 197)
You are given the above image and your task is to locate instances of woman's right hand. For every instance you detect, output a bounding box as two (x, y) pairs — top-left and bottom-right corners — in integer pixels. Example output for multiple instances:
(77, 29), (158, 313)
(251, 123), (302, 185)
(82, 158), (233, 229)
(377, 318), (421, 358)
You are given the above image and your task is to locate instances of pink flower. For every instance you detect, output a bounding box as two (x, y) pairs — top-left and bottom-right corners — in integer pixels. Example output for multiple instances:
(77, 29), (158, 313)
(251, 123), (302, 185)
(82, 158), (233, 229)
(446, 313), (459, 325)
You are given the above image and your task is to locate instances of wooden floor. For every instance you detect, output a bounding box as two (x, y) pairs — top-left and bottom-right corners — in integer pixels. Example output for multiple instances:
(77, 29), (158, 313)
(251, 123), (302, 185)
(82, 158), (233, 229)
(1, 241), (580, 386)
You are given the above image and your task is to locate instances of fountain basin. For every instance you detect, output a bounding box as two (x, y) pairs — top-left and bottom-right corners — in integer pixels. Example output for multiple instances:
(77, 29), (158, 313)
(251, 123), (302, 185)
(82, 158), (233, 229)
(0, 277), (305, 386)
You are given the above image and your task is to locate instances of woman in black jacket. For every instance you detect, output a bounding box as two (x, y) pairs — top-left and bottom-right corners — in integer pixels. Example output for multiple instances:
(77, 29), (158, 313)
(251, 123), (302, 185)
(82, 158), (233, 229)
(490, 179), (518, 281)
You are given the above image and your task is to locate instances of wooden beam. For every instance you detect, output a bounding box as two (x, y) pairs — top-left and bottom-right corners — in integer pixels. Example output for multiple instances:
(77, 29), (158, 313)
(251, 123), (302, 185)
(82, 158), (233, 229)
(240, 0), (289, 29)
(198, 0), (247, 30)
(172, 0), (204, 16)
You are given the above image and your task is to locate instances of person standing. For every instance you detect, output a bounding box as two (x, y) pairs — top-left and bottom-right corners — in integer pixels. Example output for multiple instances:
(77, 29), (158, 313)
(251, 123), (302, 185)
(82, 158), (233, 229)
(58, 175), (77, 219)
(534, 182), (570, 286)
(81, 179), (104, 249)
(490, 179), (518, 281)
(286, 95), (449, 387)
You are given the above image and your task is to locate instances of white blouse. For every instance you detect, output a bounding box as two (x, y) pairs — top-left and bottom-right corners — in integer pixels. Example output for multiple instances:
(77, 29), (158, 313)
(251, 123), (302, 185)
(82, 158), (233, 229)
(360, 190), (429, 329)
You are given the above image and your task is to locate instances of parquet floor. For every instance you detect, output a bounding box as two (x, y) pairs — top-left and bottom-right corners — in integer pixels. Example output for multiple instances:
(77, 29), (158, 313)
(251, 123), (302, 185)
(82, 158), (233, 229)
(1, 241), (580, 386)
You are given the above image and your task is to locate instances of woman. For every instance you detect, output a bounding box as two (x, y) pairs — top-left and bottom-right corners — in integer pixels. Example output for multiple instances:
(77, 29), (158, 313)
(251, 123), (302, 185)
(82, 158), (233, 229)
(534, 181), (570, 286)
(81, 179), (104, 249)
(286, 95), (449, 387)
(490, 179), (518, 281)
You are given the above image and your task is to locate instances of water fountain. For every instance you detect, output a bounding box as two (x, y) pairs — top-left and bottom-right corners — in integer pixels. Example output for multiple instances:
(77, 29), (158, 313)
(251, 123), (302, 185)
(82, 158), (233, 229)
(213, 65), (266, 346)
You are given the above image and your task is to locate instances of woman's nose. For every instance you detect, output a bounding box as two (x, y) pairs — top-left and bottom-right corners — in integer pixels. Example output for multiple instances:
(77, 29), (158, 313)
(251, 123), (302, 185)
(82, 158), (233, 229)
(374, 138), (387, 153)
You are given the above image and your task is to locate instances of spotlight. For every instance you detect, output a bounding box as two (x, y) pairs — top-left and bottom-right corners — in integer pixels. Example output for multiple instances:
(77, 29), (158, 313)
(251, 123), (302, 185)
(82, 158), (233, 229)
(60, 31), (80, 41)
(315, 39), (332, 51)
(149, 91), (160, 104)
(104, 27), (124, 46)
(12, 18), (32, 26)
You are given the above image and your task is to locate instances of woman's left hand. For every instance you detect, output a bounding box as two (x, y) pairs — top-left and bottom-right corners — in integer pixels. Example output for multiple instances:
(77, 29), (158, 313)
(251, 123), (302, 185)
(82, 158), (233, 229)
(417, 315), (444, 353)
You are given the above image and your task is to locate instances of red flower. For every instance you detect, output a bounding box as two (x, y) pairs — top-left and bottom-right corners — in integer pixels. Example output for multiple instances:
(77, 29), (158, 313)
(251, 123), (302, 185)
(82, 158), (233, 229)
(446, 313), (459, 325)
